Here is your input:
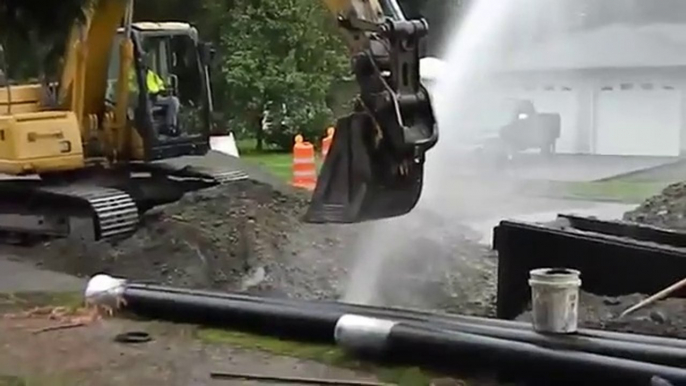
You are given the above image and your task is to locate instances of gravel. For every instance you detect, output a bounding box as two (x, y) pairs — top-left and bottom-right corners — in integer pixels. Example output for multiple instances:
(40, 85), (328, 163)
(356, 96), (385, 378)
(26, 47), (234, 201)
(538, 182), (686, 338)
(624, 181), (686, 229)
(517, 291), (686, 338)
(5, 176), (495, 314)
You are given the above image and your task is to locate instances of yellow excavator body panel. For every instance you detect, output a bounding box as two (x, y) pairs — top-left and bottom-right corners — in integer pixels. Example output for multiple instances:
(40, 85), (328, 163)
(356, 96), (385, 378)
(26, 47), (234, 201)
(0, 84), (43, 115)
(0, 111), (84, 175)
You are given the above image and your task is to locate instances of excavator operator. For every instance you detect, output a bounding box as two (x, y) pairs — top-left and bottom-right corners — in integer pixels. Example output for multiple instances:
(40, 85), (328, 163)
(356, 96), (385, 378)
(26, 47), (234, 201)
(142, 52), (180, 136)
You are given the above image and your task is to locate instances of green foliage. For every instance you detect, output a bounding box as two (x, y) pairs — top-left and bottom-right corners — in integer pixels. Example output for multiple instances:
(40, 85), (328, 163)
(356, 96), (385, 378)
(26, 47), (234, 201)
(213, 0), (349, 150)
(0, 0), (93, 80)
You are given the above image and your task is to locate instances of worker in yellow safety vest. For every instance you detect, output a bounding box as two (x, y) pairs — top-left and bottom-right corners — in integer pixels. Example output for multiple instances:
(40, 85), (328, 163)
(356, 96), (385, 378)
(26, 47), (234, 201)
(130, 52), (181, 134)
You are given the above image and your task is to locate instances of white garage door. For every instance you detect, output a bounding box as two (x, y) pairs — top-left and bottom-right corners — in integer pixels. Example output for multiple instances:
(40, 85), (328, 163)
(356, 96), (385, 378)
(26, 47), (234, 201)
(594, 83), (681, 156)
(519, 87), (580, 154)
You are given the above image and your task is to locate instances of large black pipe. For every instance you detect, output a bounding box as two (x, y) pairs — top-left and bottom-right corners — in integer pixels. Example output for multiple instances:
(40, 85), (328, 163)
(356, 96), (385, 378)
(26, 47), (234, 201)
(127, 282), (686, 350)
(125, 284), (686, 366)
(121, 285), (342, 342)
(386, 324), (686, 385)
(87, 277), (686, 384)
(86, 276), (686, 368)
(335, 315), (686, 386)
(427, 318), (686, 367)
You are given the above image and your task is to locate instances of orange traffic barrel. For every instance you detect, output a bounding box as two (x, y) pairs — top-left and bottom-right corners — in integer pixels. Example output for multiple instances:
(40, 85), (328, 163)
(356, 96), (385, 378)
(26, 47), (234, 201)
(321, 127), (335, 158)
(292, 134), (317, 190)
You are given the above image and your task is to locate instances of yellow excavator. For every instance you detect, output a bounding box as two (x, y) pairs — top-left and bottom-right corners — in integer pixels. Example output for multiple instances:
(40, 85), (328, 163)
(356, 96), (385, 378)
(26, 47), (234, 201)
(0, 0), (437, 241)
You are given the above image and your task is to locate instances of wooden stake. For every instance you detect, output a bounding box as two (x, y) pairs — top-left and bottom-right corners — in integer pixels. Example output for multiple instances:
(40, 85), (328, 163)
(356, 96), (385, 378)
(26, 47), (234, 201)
(619, 277), (686, 318)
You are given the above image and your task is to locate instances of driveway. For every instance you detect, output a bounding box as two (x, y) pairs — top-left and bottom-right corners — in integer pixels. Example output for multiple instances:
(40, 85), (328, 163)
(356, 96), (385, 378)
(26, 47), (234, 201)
(0, 254), (84, 293)
(465, 201), (635, 245)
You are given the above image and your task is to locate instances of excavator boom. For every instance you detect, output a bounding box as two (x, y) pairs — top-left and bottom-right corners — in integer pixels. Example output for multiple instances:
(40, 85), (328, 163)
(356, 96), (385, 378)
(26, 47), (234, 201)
(306, 0), (438, 223)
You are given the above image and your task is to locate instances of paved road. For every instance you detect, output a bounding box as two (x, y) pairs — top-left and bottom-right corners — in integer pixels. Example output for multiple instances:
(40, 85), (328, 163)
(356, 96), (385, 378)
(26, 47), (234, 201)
(0, 254), (84, 293)
(434, 153), (677, 182)
(466, 201), (635, 245)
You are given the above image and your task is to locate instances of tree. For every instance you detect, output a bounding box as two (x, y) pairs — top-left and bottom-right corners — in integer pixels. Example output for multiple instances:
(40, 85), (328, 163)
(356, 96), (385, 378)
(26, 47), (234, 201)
(212, 0), (349, 150)
(0, 0), (93, 81)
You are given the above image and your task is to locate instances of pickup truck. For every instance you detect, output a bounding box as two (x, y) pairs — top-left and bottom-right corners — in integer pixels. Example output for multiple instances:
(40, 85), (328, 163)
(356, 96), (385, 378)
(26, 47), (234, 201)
(498, 99), (561, 156)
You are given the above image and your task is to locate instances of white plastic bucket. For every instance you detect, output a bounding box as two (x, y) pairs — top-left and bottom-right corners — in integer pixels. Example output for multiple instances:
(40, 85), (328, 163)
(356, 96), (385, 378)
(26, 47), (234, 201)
(528, 268), (581, 334)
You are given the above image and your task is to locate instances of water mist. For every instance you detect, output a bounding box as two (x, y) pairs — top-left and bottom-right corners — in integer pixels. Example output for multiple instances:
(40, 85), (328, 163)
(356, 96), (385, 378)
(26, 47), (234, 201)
(342, 0), (575, 311)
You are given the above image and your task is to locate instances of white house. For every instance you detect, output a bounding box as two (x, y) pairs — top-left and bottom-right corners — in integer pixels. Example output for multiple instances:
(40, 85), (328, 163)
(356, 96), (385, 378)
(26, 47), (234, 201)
(497, 23), (686, 157)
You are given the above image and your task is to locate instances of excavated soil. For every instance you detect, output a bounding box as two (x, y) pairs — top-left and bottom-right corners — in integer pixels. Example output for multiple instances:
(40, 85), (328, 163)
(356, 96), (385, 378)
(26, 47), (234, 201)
(550, 182), (686, 338)
(624, 181), (686, 229)
(518, 291), (686, 338)
(5, 178), (495, 315)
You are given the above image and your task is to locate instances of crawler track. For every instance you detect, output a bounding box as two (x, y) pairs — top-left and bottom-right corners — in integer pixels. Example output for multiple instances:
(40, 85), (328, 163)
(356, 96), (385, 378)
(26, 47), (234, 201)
(40, 185), (139, 240)
(0, 158), (251, 242)
(0, 181), (139, 241)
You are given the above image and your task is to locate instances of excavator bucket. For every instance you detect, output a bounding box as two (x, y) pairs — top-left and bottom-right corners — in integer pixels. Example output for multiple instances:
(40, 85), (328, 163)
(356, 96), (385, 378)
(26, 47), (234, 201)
(304, 111), (426, 223)
(304, 14), (438, 223)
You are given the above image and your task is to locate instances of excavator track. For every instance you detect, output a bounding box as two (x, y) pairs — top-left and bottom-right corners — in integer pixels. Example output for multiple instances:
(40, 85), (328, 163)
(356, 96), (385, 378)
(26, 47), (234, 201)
(0, 182), (139, 242)
(40, 185), (139, 240)
(0, 154), (248, 243)
(207, 169), (250, 184)
(141, 153), (250, 185)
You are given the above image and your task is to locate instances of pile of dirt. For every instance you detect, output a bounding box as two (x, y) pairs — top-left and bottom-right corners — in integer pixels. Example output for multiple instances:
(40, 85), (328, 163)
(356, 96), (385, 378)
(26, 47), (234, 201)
(532, 183), (686, 338)
(517, 291), (686, 338)
(14, 180), (357, 299)
(6, 177), (495, 313)
(624, 181), (686, 229)
(343, 211), (496, 315)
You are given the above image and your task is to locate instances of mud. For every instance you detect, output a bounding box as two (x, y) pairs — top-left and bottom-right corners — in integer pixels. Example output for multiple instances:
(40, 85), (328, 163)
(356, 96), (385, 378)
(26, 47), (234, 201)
(4, 177), (495, 314)
(0, 317), (384, 386)
(518, 291), (686, 339)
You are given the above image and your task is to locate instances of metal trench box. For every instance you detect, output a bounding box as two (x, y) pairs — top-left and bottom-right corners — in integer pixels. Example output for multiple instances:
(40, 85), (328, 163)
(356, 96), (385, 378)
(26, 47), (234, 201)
(493, 214), (686, 319)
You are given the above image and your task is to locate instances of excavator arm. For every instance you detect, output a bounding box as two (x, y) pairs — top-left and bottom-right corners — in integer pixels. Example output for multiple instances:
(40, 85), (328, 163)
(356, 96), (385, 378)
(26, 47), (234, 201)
(306, 0), (438, 223)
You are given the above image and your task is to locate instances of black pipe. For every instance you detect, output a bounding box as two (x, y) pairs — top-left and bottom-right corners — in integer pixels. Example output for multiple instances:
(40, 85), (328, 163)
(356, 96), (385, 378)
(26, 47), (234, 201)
(386, 324), (686, 386)
(128, 282), (686, 350)
(334, 316), (686, 386)
(426, 319), (686, 367)
(93, 279), (686, 368)
(120, 286), (341, 343)
(123, 283), (686, 384)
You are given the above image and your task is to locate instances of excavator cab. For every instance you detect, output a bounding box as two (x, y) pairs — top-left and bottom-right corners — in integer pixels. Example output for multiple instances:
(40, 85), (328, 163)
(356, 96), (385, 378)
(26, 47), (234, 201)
(105, 22), (213, 161)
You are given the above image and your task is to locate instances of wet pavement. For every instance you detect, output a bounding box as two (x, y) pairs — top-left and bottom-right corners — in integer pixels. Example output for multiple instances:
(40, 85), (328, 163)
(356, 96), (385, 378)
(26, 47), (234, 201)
(0, 254), (84, 293)
(466, 201), (635, 245)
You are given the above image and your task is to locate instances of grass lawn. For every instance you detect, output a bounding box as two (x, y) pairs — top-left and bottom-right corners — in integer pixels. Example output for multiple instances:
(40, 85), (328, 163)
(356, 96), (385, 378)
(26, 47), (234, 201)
(543, 180), (667, 203)
(237, 138), (322, 182)
(242, 152), (293, 181)
(198, 328), (435, 385)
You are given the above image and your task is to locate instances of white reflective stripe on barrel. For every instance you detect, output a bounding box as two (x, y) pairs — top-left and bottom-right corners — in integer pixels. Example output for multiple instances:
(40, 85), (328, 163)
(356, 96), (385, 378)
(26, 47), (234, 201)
(293, 170), (316, 177)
